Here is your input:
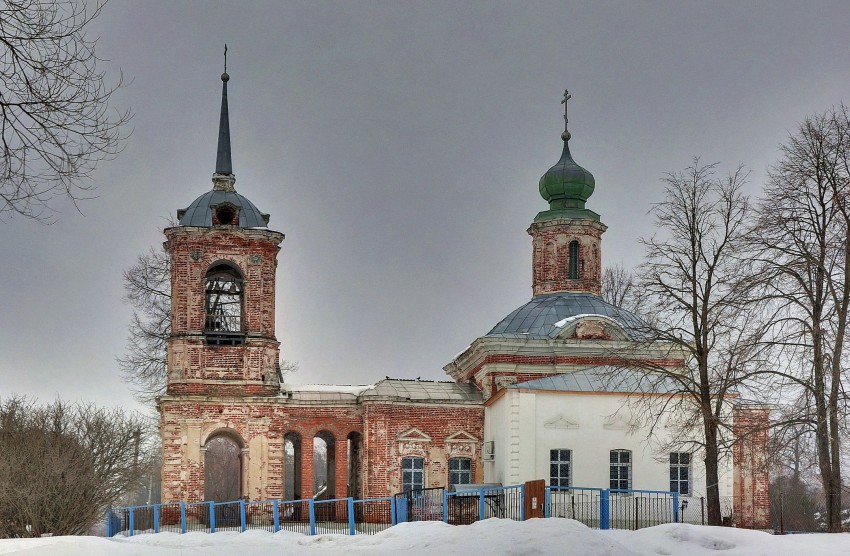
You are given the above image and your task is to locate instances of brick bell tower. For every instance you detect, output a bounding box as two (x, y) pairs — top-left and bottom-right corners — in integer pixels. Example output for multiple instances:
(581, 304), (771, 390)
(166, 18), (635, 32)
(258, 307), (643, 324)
(164, 67), (284, 398)
(529, 90), (606, 296)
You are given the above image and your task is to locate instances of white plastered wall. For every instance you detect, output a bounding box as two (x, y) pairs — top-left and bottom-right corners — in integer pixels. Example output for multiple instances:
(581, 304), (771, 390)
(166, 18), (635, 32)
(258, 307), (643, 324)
(484, 389), (733, 499)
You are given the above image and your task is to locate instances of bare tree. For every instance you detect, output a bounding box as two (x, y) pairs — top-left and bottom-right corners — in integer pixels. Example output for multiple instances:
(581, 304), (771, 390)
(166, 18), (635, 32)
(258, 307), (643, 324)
(0, 0), (131, 221)
(118, 246), (171, 405)
(748, 105), (850, 532)
(119, 240), (297, 406)
(0, 396), (153, 537)
(601, 262), (644, 315)
(625, 159), (762, 526)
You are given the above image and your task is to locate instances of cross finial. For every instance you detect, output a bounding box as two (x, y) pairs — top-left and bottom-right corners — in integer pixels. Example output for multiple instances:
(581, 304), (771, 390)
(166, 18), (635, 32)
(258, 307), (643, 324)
(224, 44), (228, 73)
(560, 89), (572, 141)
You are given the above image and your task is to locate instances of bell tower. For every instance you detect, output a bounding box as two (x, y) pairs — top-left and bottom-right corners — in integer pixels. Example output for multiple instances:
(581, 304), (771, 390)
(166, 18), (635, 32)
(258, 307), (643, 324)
(164, 67), (284, 397)
(529, 90), (606, 297)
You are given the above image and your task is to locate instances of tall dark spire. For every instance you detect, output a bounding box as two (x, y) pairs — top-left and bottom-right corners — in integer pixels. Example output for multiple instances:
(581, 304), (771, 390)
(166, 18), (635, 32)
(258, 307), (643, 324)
(215, 44), (233, 176)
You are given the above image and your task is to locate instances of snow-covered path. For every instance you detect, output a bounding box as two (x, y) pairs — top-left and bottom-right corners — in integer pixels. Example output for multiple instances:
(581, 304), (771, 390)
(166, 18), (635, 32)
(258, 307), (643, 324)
(1, 519), (849, 555)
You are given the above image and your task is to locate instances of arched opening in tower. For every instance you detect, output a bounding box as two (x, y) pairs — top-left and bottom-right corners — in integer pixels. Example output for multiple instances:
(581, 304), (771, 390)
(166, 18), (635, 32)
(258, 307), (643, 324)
(313, 431), (336, 501)
(204, 434), (242, 502)
(204, 263), (244, 345)
(283, 432), (302, 501)
(347, 431), (363, 499)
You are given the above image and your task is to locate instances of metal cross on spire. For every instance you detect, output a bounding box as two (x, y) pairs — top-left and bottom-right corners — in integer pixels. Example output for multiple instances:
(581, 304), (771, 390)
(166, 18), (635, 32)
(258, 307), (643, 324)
(224, 43), (228, 73)
(560, 89), (572, 141)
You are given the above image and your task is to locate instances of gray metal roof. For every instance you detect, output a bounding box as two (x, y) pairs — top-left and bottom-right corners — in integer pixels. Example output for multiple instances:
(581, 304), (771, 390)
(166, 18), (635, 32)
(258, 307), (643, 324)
(178, 190), (269, 228)
(280, 379), (483, 404)
(359, 379), (482, 403)
(487, 292), (645, 339)
(511, 366), (681, 394)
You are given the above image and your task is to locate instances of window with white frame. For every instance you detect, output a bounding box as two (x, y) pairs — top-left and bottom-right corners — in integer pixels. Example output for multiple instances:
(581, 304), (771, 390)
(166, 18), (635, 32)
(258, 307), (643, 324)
(448, 458), (472, 487)
(550, 449), (571, 487)
(670, 452), (690, 495)
(401, 456), (425, 492)
(610, 449), (631, 490)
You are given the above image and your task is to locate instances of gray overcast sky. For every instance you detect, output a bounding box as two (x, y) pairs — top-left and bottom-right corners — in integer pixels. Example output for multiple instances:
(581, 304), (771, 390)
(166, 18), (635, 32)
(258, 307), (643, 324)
(1, 1), (848, 414)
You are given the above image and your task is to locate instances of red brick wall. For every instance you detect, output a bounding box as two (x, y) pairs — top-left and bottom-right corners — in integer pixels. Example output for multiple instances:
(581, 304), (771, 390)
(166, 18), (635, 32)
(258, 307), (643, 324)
(165, 227), (283, 337)
(362, 402), (485, 498)
(160, 398), (485, 503)
(732, 405), (771, 529)
(160, 399), (365, 503)
(164, 226), (284, 396)
(528, 218), (606, 296)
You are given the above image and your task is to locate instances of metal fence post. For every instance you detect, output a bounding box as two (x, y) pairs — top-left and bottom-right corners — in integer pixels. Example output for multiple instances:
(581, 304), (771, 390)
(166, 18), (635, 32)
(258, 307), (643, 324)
(309, 499), (316, 535)
(600, 490), (610, 530)
(240, 499), (246, 532)
(443, 490), (449, 523)
(209, 501), (216, 533)
(154, 504), (160, 533)
(128, 507), (135, 537)
(701, 497), (705, 525)
(180, 502), (187, 534)
(273, 500), (280, 532)
(544, 487), (551, 518)
(634, 496), (639, 530)
(390, 496), (397, 526)
(673, 492), (679, 523)
(479, 488), (486, 522)
(348, 498), (356, 535)
(520, 484), (525, 521)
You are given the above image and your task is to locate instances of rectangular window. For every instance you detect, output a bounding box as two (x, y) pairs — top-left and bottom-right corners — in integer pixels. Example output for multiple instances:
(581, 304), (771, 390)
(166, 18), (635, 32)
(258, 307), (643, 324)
(610, 449), (631, 490)
(401, 456), (425, 492)
(448, 458), (472, 487)
(670, 452), (690, 495)
(549, 449), (572, 488)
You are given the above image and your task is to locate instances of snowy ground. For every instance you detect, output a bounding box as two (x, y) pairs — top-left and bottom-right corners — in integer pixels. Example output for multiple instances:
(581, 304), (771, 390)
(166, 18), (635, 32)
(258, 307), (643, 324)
(1, 519), (849, 555)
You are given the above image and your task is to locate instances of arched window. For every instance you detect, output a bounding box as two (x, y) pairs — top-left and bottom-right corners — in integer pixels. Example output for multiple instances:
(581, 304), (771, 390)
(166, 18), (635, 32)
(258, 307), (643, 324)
(204, 434), (242, 502)
(568, 241), (580, 279)
(205, 263), (244, 345)
(448, 457), (472, 487)
(610, 449), (631, 490)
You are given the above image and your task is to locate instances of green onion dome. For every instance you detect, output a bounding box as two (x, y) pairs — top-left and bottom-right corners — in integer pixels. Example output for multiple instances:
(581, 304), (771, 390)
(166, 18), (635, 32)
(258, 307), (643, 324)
(538, 134), (595, 211)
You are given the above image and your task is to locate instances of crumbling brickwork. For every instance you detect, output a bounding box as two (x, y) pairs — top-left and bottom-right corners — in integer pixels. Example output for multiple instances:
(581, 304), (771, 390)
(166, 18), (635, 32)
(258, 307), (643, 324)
(732, 404), (771, 529)
(528, 217), (607, 296)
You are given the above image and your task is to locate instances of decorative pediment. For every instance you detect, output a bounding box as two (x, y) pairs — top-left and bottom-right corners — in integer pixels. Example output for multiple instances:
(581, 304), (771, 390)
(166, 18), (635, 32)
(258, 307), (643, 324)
(544, 414), (580, 430)
(397, 428), (432, 442)
(603, 414), (636, 433)
(446, 430), (478, 443)
(554, 315), (631, 341)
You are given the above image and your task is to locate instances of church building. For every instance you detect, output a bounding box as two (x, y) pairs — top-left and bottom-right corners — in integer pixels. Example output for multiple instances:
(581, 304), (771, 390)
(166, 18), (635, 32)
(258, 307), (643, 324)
(158, 71), (770, 528)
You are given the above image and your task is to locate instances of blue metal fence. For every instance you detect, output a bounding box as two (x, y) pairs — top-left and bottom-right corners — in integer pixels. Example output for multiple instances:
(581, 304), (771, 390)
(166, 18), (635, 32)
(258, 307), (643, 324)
(444, 485), (524, 525)
(107, 485), (681, 537)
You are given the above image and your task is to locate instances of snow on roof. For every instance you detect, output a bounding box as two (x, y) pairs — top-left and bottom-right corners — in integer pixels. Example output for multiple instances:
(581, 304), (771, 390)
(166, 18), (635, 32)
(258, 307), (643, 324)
(279, 378), (482, 404)
(281, 383), (375, 395)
